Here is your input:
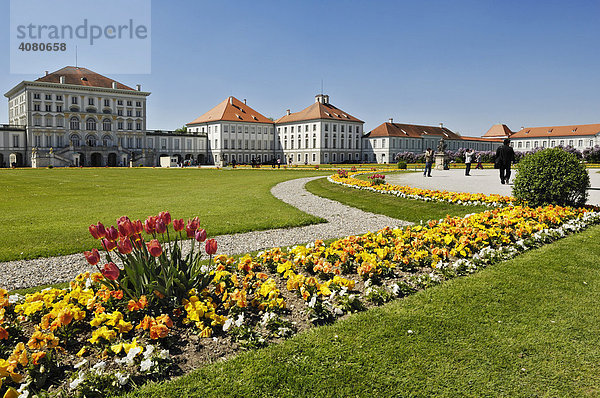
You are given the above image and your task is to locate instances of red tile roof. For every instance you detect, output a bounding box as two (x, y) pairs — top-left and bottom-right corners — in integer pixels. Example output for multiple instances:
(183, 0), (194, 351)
(275, 101), (363, 124)
(35, 66), (135, 90)
(187, 97), (272, 125)
(368, 122), (462, 139)
(511, 123), (600, 138)
(483, 124), (512, 138)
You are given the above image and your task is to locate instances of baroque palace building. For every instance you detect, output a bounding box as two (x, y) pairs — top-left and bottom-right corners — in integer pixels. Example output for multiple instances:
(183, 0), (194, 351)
(2, 66), (207, 167)
(4, 66), (600, 168)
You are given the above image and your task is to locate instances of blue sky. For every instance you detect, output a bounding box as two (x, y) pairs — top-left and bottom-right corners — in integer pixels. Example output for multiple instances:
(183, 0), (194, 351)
(1, 0), (599, 136)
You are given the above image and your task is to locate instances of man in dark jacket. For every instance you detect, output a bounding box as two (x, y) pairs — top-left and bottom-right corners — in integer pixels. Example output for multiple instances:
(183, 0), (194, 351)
(495, 138), (515, 184)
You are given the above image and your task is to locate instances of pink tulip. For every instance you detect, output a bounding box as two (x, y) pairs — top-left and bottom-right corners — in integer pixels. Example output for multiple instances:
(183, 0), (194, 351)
(186, 217), (199, 237)
(205, 239), (217, 255)
(195, 228), (207, 243)
(118, 238), (133, 255)
(173, 219), (185, 232)
(83, 248), (100, 265)
(101, 262), (120, 281)
(147, 239), (163, 257)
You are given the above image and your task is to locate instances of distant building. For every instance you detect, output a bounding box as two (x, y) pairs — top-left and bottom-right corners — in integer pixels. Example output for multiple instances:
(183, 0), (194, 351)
(3, 66), (207, 167)
(186, 96), (276, 166)
(274, 94), (364, 165)
(510, 123), (600, 151)
(364, 120), (502, 163)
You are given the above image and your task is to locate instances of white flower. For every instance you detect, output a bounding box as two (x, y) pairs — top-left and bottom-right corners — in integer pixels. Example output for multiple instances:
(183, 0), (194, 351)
(8, 294), (24, 304)
(69, 372), (85, 389)
(158, 349), (170, 360)
(139, 358), (155, 372)
(143, 345), (155, 360)
(307, 295), (317, 308)
(92, 360), (106, 374)
(407, 330), (413, 334)
(333, 307), (343, 316)
(222, 317), (234, 332)
(125, 346), (142, 365)
(234, 313), (245, 327)
(74, 359), (88, 369)
(115, 371), (129, 386)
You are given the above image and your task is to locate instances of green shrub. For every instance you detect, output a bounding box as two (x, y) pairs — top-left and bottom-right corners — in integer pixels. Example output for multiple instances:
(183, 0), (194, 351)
(513, 148), (590, 207)
(397, 161), (407, 169)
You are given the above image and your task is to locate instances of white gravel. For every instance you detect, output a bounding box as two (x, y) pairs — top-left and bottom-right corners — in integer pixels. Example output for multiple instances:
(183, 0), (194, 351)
(0, 176), (411, 291)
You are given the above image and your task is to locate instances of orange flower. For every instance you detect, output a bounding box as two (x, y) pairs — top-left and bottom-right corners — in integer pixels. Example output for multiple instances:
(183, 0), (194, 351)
(0, 326), (8, 340)
(156, 314), (173, 328)
(149, 323), (169, 339)
(127, 295), (148, 311)
(110, 290), (124, 300)
(31, 351), (46, 365)
(136, 315), (154, 330)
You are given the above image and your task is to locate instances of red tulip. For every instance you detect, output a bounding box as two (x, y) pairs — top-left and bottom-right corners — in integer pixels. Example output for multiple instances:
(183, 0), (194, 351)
(101, 262), (120, 281)
(144, 217), (156, 234)
(106, 226), (119, 241)
(147, 239), (163, 257)
(205, 239), (217, 255)
(195, 228), (207, 242)
(89, 224), (101, 239)
(158, 211), (171, 225)
(102, 238), (117, 251)
(118, 219), (134, 238)
(96, 222), (106, 238)
(118, 238), (133, 254)
(173, 218), (185, 232)
(132, 220), (143, 234)
(84, 248), (100, 265)
(186, 217), (199, 237)
(156, 220), (167, 234)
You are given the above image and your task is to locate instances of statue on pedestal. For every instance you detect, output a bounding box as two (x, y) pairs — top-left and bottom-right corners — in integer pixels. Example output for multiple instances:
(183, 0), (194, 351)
(436, 138), (447, 154)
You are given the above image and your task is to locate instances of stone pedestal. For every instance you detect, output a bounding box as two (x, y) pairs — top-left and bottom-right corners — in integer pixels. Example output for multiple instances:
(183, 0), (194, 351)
(434, 152), (448, 170)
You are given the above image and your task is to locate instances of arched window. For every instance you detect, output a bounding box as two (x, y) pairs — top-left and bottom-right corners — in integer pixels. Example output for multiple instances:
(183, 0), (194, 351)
(70, 134), (81, 146)
(102, 135), (112, 147)
(102, 119), (112, 131)
(70, 117), (80, 130)
(86, 118), (97, 131)
(86, 134), (97, 147)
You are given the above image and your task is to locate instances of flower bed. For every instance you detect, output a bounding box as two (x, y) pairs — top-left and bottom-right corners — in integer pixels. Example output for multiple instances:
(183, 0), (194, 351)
(329, 172), (515, 207)
(1, 205), (599, 396)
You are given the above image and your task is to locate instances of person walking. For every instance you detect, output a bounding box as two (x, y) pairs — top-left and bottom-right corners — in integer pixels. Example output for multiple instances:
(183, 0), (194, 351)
(277, 157), (281, 168)
(423, 148), (433, 177)
(464, 148), (473, 176)
(495, 138), (515, 184)
(475, 152), (483, 169)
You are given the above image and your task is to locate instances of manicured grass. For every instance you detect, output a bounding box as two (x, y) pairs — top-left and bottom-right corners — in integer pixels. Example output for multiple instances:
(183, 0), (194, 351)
(305, 177), (488, 222)
(124, 225), (600, 397)
(0, 168), (330, 261)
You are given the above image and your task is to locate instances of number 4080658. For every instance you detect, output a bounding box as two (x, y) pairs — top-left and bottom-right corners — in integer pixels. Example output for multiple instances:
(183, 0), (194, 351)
(18, 42), (67, 51)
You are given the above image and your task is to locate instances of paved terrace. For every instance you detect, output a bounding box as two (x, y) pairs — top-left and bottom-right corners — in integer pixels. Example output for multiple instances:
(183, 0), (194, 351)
(385, 168), (600, 206)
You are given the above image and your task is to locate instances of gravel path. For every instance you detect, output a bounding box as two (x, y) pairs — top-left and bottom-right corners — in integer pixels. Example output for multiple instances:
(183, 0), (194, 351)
(0, 176), (411, 291)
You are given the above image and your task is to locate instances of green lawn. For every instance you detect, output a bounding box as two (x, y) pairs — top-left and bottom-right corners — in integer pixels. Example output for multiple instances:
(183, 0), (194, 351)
(125, 224), (600, 397)
(305, 177), (489, 222)
(0, 168), (330, 261)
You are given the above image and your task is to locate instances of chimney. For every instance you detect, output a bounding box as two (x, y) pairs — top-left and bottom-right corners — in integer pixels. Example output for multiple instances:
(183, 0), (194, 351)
(59, 76), (65, 84)
(112, 82), (117, 89)
(520, 126), (524, 131)
(315, 94), (329, 104)
(286, 109), (291, 116)
(136, 84), (141, 91)
(439, 123), (444, 129)
(229, 97), (233, 105)
(388, 118), (393, 124)
(45, 71), (48, 76)
(324, 95), (329, 104)
(243, 99), (247, 105)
